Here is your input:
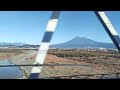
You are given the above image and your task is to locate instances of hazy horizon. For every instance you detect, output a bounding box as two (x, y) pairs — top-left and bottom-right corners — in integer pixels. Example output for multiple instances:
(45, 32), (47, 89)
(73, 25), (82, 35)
(0, 36), (114, 45)
(0, 11), (120, 45)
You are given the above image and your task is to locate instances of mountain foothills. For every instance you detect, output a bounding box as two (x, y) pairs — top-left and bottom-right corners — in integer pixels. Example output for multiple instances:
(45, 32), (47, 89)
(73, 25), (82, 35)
(0, 36), (116, 49)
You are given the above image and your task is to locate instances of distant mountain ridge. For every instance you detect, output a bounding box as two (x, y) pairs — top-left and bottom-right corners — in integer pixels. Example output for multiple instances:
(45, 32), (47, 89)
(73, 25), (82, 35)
(0, 42), (39, 48)
(0, 42), (26, 46)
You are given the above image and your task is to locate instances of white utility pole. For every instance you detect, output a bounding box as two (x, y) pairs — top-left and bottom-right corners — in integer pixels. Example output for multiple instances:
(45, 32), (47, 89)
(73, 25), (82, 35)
(29, 11), (61, 79)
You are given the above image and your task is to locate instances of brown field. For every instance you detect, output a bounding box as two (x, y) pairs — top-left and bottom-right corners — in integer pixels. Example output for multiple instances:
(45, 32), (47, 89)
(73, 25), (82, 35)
(41, 49), (120, 79)
(0, 49), (120, 79)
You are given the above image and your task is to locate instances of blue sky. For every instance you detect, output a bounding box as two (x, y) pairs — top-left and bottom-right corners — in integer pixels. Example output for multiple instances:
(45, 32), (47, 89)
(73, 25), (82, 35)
(0, 11), (120, 45)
